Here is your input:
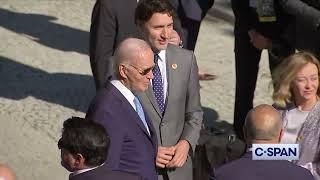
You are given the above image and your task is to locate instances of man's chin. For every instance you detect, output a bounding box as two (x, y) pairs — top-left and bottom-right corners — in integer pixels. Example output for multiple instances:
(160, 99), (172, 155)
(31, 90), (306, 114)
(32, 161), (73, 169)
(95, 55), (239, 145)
(156, 44), (168, 51)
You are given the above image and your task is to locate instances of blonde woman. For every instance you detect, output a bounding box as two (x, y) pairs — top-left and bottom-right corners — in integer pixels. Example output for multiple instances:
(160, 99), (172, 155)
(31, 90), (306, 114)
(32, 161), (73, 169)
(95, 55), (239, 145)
(273, 51), (320, 179)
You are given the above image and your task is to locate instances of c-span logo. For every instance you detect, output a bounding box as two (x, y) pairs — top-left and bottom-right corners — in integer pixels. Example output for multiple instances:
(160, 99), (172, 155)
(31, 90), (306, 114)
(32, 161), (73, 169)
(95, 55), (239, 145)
(252, 144), (299, 160)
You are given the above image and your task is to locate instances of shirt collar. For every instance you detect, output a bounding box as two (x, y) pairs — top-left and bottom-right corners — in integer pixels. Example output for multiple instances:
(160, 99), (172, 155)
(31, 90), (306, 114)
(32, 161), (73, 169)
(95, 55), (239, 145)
(157, 49), (166, 62)
(110, 80), (135, 109)
(70, 163), (104, 177)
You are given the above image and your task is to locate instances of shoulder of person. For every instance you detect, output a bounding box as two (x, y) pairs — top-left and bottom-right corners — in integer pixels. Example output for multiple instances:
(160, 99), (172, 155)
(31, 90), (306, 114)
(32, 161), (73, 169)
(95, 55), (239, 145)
(167, 44), (194, 55)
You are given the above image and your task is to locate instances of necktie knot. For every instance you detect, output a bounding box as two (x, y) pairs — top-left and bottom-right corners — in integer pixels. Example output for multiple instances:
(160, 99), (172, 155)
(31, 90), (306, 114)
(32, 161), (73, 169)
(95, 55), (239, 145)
(154, 54), (159, 64)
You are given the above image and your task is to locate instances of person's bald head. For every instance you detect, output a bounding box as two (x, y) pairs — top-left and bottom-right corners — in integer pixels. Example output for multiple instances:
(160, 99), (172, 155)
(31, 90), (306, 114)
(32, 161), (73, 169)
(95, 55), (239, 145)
(244, 104), (282, 143)
(113, 38), (154, 92)
(114, 38), (153, 75)
(0, 164), (16, 180)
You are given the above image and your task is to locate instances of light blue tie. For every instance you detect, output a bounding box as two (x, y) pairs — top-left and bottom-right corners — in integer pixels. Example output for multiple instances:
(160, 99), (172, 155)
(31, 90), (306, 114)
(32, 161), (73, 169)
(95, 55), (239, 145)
(133, 96), (150, 135)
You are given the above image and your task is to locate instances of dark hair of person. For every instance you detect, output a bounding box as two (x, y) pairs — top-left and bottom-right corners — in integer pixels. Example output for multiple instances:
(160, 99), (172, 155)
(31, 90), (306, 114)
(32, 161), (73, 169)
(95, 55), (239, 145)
(135, 0), (176, 26)
(58, 117), (109, 167)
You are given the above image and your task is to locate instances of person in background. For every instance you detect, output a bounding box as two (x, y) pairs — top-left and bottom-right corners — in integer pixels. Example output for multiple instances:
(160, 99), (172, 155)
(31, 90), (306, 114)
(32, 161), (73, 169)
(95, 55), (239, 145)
(231, 0), (294, 139)
(58, 117), (141, 180)
(211, 104), (314, 180)
(279, 0), (320, 56)
(169, 0), (215, 80)
(273, 51), (320, 179)
(0, 164), (16, 180)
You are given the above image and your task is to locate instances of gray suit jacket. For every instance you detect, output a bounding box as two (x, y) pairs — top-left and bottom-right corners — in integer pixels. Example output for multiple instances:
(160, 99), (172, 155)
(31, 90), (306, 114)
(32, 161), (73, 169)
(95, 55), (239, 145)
(138, 44), (203, 180)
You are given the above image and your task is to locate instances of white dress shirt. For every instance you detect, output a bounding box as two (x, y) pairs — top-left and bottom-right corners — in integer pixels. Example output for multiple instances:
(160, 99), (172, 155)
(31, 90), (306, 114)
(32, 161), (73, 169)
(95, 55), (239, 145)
(110, 80), (150, 134)
(70, 163), (104, 177)
(110, 80), (136, 110)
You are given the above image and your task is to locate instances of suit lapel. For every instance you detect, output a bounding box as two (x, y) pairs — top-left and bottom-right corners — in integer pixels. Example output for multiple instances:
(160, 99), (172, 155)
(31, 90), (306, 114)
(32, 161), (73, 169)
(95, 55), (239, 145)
(164, 46), (175, 115)
(145, 85), (162, 117)
(144, 46), (177, 118)
(108, 83), (153, 140)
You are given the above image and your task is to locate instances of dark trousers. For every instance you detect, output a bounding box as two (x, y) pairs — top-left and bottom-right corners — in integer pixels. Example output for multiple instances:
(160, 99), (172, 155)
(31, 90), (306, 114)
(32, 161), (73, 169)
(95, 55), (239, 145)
(177, 0), (214, 51)
(233, 32), (292, 139)
(233, 33), (261, 140)
(180, 18), (201, 51)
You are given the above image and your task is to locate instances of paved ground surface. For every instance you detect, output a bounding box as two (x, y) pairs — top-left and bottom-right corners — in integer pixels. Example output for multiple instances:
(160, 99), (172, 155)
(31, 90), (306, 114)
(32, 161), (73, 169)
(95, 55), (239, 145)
(0, 0), (272, 179)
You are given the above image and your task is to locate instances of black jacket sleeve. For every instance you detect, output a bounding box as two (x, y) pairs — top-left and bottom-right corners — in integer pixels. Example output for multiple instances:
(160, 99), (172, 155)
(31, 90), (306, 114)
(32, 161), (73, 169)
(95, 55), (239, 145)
(89, 0), (116, 89)
(279, 0), (320, 29)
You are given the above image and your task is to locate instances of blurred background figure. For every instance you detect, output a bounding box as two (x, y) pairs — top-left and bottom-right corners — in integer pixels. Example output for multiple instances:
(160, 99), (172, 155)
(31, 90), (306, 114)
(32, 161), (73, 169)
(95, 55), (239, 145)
(211, 104), (314, 180)
(0, 164), (16, 180)
(170, 0), (214, 50)
(231, 0), (294, 139)
(170, 0), (216, 80)
(279, 0), (320, 56)
(58, 117), (141, 180)
(273, 52), (320, 179)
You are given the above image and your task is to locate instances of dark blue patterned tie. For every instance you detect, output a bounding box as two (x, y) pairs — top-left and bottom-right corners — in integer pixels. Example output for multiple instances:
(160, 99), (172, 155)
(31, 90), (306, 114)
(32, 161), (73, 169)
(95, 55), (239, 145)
(152, 54), (165, 114)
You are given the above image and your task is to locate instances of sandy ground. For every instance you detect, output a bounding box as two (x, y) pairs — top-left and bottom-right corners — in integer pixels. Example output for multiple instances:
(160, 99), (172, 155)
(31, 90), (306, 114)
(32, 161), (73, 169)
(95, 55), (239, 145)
(0, 0), (272, 179)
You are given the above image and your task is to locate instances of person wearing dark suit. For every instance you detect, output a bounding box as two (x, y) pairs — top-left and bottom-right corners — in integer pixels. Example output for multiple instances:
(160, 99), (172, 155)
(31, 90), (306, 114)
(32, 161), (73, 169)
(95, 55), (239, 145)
(231, 0), (294, 139)
(211, 104), (314, 180)
(0, 164), (16, 180)
(89, 0), (140, 90)
(57, 117), (141, 180)
(279, 0), (320, 56)
(86, 38), (158, 180)
(169, 0), (216, 80)
(169, 0), (214, 51)
(135, 1), (203, 180)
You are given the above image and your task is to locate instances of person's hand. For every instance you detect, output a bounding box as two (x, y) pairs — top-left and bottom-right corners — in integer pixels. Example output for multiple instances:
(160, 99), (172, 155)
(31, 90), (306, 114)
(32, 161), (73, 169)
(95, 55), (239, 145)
(156, 146), (175, 168)
(166, 140), (190, 168)
(248, 29), (272, 50)
(168, 30), (181, 46)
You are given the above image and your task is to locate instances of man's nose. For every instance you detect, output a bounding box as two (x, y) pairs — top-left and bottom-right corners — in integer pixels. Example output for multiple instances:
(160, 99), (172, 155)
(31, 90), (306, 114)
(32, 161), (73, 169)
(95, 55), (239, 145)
(147, 70), (154, 79)
(161, 28), (169, 39)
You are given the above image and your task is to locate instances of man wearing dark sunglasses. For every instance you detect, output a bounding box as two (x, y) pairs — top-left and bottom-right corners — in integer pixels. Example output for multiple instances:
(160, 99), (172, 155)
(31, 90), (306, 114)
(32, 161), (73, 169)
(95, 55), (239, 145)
(86, 38), (158, 180)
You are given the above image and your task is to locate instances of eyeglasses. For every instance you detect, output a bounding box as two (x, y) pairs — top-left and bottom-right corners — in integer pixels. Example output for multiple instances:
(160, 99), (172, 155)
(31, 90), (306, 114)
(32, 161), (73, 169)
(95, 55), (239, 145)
(125, 64), (154, 76)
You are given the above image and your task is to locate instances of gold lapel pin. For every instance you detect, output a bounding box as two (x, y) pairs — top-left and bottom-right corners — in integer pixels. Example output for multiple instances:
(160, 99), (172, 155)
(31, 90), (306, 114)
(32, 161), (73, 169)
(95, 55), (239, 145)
(171, 63), (177, 70)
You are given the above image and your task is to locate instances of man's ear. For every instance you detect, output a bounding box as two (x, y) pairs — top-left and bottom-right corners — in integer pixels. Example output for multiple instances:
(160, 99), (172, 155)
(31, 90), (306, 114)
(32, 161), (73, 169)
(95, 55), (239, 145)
(119, 64), (128, 79)
(73, 153), (85, 169)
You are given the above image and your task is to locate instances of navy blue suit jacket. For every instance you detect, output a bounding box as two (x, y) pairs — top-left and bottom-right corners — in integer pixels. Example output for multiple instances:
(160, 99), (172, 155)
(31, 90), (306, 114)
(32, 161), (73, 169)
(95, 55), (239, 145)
(86, 82), (158, 180)
(70, 165), (142, 180)
(211, 152), (314, 180)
